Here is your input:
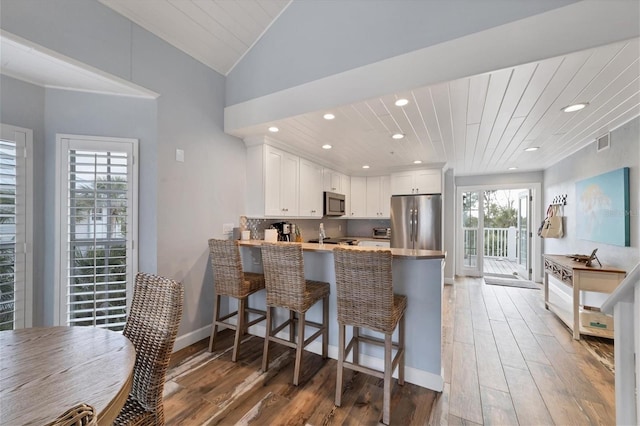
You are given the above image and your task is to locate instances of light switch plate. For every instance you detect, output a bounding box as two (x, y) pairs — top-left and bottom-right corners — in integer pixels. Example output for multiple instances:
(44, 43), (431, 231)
(175, 149), (185, 162)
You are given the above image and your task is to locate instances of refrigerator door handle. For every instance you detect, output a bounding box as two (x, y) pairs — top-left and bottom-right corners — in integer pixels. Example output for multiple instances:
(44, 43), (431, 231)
(414, 207), (419, 243)
(409, 208), (414, 242)
(410, 208), (415, 244)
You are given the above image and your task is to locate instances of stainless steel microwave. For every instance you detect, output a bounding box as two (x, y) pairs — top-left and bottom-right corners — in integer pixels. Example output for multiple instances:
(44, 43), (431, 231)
(324, 191), (345, 216)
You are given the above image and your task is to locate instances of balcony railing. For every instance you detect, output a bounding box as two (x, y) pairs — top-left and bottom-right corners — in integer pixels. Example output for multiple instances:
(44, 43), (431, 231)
(463, 226), (517, 260)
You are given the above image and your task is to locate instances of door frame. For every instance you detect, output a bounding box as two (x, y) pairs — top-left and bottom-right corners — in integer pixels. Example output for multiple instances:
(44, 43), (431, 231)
(517, 190), (531, 279)
(456, 182), (543, 283)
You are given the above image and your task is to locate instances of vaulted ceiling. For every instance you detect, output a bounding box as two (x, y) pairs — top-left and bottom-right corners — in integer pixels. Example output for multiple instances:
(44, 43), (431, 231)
(64, 2), (640, 175)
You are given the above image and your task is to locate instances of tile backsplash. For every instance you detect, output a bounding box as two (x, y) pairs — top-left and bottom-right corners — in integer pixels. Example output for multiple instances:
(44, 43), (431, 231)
(242, 217), (390, 242)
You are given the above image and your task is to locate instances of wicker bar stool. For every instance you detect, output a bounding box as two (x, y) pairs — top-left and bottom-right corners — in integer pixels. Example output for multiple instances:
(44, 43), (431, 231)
(333, 247), (406, 425)
(208, 238), (267, 362)
(260, 242), (330, 386)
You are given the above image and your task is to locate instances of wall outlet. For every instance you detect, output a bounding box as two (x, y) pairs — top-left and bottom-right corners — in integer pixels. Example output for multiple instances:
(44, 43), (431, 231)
(222, 223), (234, 237)
(175, 149), (185, 162)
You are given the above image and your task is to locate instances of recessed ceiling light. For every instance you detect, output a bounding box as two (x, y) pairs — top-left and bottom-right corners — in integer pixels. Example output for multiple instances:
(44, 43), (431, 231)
(362, 165), (370, 169)
(413, 160), (422, 164)
(508, 167), (518, 170)
(323, 113), (335, 120)
(562, 103), (588, 113)
(392, 133), (405, 140)
(524, 147), (539, 152)
(268, 126), (279, 132)
(395, 98), (409, 107)
(322, 144), (332, 150)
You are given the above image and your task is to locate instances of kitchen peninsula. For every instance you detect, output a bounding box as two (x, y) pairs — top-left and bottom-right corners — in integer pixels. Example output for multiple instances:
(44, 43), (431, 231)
(237, 240), (446, 392)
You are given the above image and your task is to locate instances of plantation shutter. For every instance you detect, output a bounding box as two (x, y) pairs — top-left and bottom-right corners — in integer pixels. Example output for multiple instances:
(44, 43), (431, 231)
(59, 136), (137, 331)
(0, 135), (27, 330)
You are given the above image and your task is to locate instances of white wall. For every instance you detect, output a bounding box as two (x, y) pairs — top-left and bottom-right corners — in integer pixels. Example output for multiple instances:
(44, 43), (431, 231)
(226, 0), (578, 105)
(543, 117), (639, 272)
(1, 0), (248, 339)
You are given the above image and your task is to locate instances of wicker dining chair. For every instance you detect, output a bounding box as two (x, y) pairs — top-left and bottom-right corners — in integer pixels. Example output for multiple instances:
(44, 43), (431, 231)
(46, 403), (97, 426)
(260, 242), (330, 386)
(333, 247), (406, 425)
(208, 238), (266, 361)
(113, 272), (184, 426)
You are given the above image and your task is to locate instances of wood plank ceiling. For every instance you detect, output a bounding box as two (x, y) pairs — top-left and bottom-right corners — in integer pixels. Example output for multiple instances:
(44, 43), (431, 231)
(99, 1), (640, 176)
(233, 38), (640, 176)
(99, 0), (290, 76)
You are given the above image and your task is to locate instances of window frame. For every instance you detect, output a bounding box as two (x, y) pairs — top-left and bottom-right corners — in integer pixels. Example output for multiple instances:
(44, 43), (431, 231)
(0, 124), (33, 329)
(54, 134), (138, 327)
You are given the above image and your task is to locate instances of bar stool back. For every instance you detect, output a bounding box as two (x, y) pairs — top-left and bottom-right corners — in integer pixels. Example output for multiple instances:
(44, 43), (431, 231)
(260, 242), (330, 385)
(333, 247), (406, 425)
(208, 239), (266, 362)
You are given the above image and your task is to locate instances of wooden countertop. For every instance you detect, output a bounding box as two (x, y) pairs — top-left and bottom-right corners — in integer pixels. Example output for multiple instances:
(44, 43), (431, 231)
(543, 254), (626, 273)
(238, 240), (446, 260)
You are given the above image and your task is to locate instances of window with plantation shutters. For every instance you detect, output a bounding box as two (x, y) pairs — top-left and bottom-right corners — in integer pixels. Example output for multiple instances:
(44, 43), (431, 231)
(0, 124), (32, 330)
(57, 135), (138, 331)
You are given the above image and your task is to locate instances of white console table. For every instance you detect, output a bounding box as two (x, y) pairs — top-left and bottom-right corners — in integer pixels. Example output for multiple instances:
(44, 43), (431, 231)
(543, 254), (626, 340)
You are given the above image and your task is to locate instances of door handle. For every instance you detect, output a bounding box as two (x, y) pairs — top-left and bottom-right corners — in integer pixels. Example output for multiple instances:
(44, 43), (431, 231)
(409, 208), (414, 242)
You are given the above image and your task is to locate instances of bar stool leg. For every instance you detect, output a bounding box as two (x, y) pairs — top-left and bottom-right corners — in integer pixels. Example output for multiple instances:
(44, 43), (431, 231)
(232, 297), (245, 362)
(399, 314), (406, 386)
(335, 323), (345, 407)
(208, 294), (221, 352)
(383, 333), (392, 425)
(262, 306), (273, 373)
(293, 311), (305, 386)
(289, 310), (296, 343)
(353, 326), (359, 364)
(322, 295), (329, 359)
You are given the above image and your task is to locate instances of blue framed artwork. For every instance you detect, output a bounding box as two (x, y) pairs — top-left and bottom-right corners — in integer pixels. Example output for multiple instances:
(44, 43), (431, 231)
(576, 167), (630, 246)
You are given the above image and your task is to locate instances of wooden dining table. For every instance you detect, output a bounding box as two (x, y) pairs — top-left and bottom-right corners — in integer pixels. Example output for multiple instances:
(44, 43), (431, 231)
(0, 326), (136, 425)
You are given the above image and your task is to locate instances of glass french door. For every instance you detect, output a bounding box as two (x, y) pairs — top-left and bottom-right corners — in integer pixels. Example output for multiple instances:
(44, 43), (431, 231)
(460, 191), (482, 277)
(517, 190), (531, 279)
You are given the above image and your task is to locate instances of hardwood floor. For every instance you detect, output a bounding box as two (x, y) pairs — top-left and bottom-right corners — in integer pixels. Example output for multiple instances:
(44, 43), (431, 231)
(164, 277), (615, 425)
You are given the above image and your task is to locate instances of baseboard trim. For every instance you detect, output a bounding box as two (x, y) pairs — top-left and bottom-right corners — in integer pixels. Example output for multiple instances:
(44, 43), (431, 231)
(174, 324), (211, 352)
(176, 319), (444, 392)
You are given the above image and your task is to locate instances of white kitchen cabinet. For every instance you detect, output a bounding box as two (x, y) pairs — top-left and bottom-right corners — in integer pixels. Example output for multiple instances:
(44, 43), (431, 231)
(366, 175), (390, 218)
(265, 145), (299, 216)
(299, 159), (323, 217)
(323, 168), (349, 194)
(349, 176), (367, 218)
(391, 169), (441, 195)
(340, 173), (351, 217)
(246, 145), (299, 217)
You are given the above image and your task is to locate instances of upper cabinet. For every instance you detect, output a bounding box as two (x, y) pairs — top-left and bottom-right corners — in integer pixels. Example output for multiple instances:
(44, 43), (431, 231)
(246, 145), (299, 217)
(349, 176), (367, 218)
(299, 159), (323, 217)
(324, 168), (350, 217)
(366, 176), (390, 218)
(390, 169), (441, 195)
(265, 146), (299, 216)
(323, 168), (349, 194)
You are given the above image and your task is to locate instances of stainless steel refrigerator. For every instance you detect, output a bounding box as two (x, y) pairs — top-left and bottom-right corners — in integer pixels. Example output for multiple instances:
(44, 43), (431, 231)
(390, 194), (442, 250)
